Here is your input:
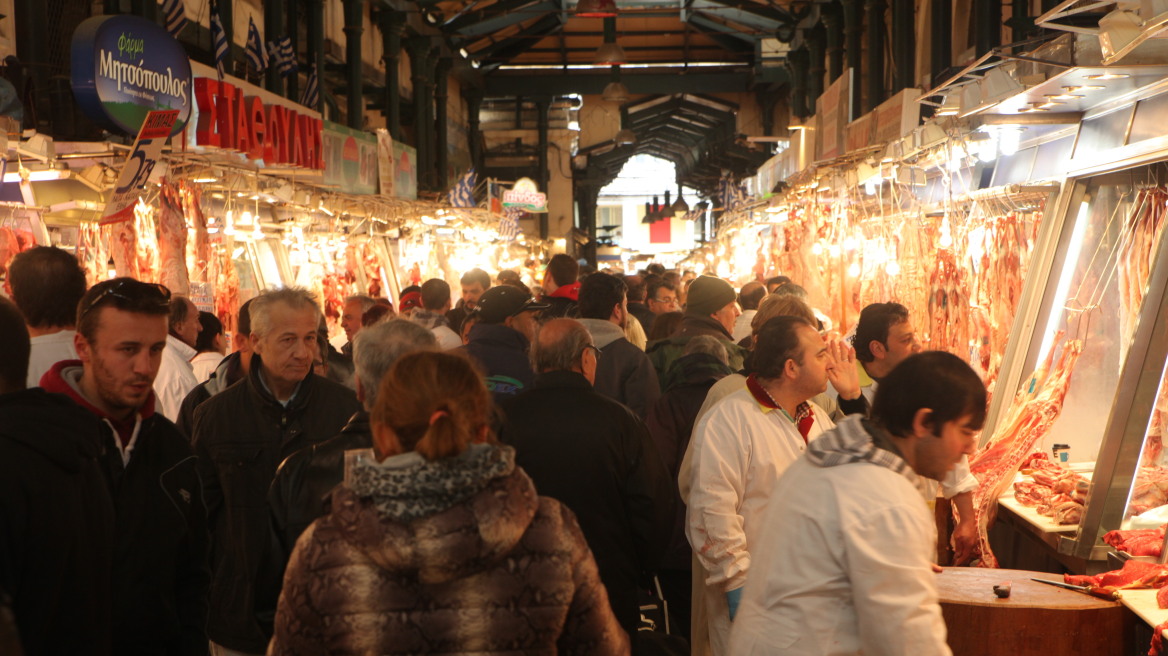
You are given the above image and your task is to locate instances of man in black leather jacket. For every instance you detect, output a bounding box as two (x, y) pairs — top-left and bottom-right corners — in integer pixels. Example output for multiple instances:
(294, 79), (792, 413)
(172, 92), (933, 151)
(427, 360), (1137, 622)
(191, 288), (361, 656)
(266, 319), (437, 572)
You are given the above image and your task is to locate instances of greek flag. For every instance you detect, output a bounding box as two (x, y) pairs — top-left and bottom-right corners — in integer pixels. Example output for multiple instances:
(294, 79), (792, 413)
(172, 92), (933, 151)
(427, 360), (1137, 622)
(719, 176), (750, 211)
(210, 0), (228, 77)
(300, 63), (319, 109)
(245, 18), (267, 74)
(159, 0), (187, 38)
(499, 208), (523, 241)
(447, 168), (477, 207)
(268, 36), (298, 78)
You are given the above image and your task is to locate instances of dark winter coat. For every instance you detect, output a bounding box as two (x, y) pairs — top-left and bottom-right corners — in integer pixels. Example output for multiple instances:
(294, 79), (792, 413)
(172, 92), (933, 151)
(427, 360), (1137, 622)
(269, 445), (629, 656)
(645, 315), (747, 386)
(578, 318), (660, 420)
(191, 356), (362, 653)
(460, 322), (535, 402)
(41, 363), (210, 656)
(498, 371), (673, 635)
(175, 350), (245, 438)
(0, 388), (115, 656)
(645, 353), (734, 571)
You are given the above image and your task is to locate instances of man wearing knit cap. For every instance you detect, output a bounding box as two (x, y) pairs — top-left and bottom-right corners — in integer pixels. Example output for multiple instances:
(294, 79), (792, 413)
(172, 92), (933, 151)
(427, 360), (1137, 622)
(646, 275), (747, 385)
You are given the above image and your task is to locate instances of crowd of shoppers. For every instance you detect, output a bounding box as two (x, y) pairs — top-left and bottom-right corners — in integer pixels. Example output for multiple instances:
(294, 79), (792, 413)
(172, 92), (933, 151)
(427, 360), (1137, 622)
(1, 246), (984, 656)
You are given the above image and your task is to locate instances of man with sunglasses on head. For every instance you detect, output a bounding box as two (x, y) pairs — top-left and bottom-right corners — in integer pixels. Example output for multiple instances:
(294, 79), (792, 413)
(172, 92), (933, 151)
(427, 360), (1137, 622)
(191, 288), (361, 656)
(40, 277), (210, 656)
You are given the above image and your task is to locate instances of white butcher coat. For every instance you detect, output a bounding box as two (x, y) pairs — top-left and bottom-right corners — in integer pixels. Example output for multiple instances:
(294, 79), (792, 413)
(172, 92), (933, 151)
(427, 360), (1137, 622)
(684, 385), (833, 655)
(153, 335), (198, 422)
(728, 446), (950, 655)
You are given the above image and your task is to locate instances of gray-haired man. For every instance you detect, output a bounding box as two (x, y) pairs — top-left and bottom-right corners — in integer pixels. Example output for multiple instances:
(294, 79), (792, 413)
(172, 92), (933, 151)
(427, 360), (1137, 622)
(192, 288), (362, 656)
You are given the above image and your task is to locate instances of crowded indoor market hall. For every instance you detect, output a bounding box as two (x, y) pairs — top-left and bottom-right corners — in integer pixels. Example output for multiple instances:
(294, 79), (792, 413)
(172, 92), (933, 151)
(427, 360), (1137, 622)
(4, 0), (1168, 655)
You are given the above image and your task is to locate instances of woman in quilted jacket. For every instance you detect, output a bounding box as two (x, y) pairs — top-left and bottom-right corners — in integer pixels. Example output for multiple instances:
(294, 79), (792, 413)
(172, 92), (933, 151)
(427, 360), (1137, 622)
(269, 350), (630, 655)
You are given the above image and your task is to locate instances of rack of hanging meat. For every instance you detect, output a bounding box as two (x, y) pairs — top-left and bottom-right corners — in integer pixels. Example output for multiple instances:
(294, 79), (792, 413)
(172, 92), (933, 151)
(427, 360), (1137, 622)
(764, 184), (1043, 391)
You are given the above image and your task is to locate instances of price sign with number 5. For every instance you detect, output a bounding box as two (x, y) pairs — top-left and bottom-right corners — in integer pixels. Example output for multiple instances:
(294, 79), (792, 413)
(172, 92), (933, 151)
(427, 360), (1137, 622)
(101, 109), (179, 225)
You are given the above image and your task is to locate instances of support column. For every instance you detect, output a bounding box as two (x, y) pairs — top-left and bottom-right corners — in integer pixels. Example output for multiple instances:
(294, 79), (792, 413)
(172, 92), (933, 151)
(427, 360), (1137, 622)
(535, 96), (551, 240)
(842, 0), (863, 118)
(891, 0), (914, 93)
(864, 0), (886, 112)
(14, 0), (47, 131)
(407, 38), (434, 190)
(975, 0), (1001, 56)
(378, 10), (406, 140)
(434, 57), (452, 189)
(576, 182), (599, 267)
(823, 2), (844, 83)
(757, 90), (779, 136)
(306, 0), (325, 111)
(806, 24), (827, 110)
(220, 0), (234, 77)
(467, 89), (483, 171)
(930, 0), (951, 85)
(343, 0), (364, 129)
(286, 0), (300, 100)
(787, 47), (810, 119)
(264, 0), (285, 96)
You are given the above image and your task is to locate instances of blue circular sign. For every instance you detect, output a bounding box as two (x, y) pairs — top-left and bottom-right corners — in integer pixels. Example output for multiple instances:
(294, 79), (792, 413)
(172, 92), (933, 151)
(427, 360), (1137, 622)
(71, 15), (192, 137)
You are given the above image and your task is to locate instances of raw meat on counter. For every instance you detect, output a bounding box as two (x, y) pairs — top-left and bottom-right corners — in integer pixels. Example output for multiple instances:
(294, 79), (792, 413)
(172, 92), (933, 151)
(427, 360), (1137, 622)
(970, 335), (1082, 568)
(1064, 560), (1168, 596)
(1011, 452), (1089, 525)
(1104, 526), (1166, 558)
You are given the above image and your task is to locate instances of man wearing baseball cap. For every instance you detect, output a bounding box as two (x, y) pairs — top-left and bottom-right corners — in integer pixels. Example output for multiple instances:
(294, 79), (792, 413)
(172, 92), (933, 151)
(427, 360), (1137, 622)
(459, 285), (549, 402)
(647, 275), (748, 385)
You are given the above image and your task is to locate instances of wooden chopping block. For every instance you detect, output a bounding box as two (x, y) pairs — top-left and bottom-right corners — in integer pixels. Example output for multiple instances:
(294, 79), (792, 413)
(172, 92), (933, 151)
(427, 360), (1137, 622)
(936, 567), (1135, 656)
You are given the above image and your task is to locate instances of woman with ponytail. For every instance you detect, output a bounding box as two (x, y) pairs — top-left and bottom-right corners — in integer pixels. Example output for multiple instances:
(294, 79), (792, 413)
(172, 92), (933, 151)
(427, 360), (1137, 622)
(270, 350), (630, 655)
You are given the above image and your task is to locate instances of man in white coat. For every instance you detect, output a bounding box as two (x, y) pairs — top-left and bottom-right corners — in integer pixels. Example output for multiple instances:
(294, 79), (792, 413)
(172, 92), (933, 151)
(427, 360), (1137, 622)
(846, 301), (980, 564)
(685, 315), (859, 655)
(153, 295), (201, 421)
(729, 351), (985, 655)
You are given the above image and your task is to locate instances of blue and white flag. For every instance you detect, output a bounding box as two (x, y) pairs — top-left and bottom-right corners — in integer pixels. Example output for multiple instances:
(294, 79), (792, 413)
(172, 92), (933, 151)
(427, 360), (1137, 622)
(268, 36), (298, 78)
(245, 17), (268, 74)
(300, 63), (319, 109)
(447, 168), (477, 207)
(499, 208), (523, 241)
(210, 0), (228, 77)
(159, 0), (187, 38)
(719, 176), (750, 211)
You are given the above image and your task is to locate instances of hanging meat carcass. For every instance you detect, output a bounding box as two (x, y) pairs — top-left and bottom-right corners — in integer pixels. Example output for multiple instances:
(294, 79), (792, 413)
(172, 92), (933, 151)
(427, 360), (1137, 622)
(214, 246), (240, 337)
(1119, 189), (1168, 351)
(182, 182), (210, 284)
(0, 225), (35, 278)
(76, 222), (110, 286)
(158, 182), (190, 296)
(927, 247), (972, 357)
(106, 219), (140, 279)
(970, 334), (1083, 568)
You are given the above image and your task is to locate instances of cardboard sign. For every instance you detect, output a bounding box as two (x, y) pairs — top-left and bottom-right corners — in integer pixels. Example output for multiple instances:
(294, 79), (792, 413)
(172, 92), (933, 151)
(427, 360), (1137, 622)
(101, 109), (178, 225)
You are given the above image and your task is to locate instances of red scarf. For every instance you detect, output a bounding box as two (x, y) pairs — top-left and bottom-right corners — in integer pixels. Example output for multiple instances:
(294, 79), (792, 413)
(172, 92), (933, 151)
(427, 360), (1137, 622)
(547, 281), (581, 301)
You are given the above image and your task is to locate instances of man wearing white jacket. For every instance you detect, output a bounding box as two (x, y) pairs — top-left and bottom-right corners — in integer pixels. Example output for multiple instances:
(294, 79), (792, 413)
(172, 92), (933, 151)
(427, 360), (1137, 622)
(154, 296), (201, 421)
(685, 315), (858, 655)
(729, 351), (985, 655)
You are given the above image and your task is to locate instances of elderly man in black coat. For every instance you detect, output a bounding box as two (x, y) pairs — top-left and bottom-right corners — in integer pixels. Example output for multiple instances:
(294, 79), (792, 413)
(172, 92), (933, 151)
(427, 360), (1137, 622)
(499, 318), (673, 639)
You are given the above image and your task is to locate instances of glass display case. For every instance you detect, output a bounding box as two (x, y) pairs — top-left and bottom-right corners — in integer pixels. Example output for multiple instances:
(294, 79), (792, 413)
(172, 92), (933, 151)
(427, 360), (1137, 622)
(986, 160), (1168, 566)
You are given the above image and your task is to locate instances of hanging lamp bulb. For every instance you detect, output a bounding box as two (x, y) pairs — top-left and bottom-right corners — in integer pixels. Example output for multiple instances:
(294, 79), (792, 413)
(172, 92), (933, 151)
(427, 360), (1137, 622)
(602, 80), (630, 102)
(575, 0), (618, 18)
(671, 185), (690, 214)
(593, 42), (627, 66)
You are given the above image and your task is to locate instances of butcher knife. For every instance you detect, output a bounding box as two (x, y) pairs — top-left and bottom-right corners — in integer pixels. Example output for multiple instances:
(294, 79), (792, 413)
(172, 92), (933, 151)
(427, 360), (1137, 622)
(1030, 577), (1117, 600)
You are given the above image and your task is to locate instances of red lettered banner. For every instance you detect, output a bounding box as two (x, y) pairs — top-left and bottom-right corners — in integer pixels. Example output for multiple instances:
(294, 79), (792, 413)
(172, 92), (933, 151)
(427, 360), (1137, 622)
(100, 109), (180, 225)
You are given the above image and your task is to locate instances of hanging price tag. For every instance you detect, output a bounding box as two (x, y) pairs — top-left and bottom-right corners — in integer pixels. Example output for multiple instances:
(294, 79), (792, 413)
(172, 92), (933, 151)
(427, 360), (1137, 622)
(100, 109), (179, 225)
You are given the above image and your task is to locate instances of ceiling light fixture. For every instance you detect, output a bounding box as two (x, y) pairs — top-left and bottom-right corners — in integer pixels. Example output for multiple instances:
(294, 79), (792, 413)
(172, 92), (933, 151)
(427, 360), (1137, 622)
(575, 0), (617, 18)
(602, 64), (629, 102)
(593, 16), (626, 66)
(671, 185), (690, 214)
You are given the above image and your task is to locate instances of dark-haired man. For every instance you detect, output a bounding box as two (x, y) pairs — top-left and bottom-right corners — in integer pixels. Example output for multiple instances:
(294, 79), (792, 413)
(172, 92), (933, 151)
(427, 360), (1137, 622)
(177, 298), (254, 436)
(645, 277), (678, 329)
(460, 285), (548, 402)
(849, 302), (979, 564)
(446, 267), (491, 333)
(685, 315), (857, 655)
(624, 274), (655, 334)
(577, 272), (660, 419)
(540, 253), (581, 318)
(729, 351), (985, 655)
(155, 295), (202, 421)
(0, 296), (115, 656)
(733, 281), (766, 343)
(410, 278), (462, 349)
(40, 278), (209, 656)
(5, 246), (86, 387)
